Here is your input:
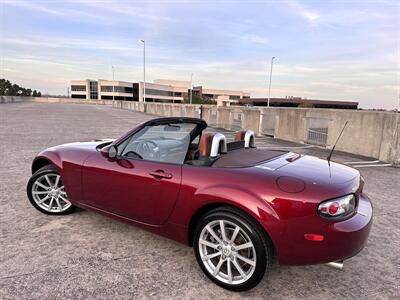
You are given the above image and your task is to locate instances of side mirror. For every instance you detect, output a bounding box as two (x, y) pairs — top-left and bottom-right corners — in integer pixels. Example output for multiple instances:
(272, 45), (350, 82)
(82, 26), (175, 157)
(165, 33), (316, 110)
(108, 145), (118, 159)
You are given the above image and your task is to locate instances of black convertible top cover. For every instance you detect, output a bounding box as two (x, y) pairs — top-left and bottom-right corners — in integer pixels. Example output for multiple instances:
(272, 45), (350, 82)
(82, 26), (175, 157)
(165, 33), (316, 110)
(212, 148), (287, 168)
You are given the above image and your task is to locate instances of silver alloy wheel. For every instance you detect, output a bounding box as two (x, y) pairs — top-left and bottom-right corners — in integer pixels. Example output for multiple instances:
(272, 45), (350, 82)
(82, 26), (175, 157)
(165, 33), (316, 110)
(198, 219), (257, 285)
(31, 173), (72, 213)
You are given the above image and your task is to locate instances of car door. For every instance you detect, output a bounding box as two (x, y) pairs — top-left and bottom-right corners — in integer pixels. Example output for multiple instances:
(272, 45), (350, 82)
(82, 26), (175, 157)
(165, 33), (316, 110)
(82, 155), (181, 224)
(81, 122), (196, 225)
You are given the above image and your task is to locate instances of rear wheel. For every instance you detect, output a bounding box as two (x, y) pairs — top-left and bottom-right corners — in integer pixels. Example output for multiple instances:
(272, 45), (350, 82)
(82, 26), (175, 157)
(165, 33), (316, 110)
(27, 165), (75, 215)
(193, 206), (272, 291)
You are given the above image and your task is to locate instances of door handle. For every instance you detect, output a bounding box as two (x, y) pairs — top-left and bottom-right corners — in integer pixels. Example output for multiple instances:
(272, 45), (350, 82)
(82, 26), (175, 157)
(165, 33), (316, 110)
(149, 170), (173, 179)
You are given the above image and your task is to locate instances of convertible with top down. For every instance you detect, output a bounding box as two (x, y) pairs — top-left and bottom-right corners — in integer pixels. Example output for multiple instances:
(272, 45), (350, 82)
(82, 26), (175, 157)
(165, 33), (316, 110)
(27, 117), (373, 291)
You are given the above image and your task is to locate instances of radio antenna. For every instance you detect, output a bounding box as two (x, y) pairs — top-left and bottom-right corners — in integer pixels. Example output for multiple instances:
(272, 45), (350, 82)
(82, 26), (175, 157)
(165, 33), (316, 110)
(327, 121), (348, 163)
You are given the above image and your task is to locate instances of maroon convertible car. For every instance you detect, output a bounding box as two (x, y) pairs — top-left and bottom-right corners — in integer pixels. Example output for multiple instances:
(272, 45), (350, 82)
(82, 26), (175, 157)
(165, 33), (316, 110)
(27, 117), (372, 291)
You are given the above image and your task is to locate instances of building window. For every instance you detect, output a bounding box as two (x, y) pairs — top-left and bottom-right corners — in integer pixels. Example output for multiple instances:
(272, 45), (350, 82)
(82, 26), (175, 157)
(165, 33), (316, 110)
(202, 93), (215, 99)
(115, 86), (133, 93)
(101, 86), (113, 93)
(71, 94), (86, 99)
(101, 86), (133, 93)
(145, 88), (176, 97)
(71, 85), (86, 92)
(89, 81), (98, 99)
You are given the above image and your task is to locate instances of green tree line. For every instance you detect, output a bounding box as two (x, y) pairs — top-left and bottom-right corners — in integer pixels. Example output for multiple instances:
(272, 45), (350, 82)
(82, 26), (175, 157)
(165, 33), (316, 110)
(0, 79), (42, 97)
(184, 93), (216, 105)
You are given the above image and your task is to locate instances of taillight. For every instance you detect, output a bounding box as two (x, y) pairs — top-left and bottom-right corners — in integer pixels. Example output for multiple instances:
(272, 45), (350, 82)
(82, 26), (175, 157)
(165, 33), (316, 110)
(318, 194), (356, 219)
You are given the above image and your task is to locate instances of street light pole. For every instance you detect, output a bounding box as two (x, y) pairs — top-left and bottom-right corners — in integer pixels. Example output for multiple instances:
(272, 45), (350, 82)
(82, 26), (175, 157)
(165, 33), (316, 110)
(190, 73), (193, 104)
(267, 56), (276, 107)
(139, 39), (146, 103)
(112, 65), (115, 102)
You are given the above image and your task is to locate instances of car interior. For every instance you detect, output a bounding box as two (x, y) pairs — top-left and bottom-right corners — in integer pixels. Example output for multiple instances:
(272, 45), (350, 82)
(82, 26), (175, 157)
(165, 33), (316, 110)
(185, 129), (255, 166)
(185, 129), (288, 167)
(98, 118), (287, 167)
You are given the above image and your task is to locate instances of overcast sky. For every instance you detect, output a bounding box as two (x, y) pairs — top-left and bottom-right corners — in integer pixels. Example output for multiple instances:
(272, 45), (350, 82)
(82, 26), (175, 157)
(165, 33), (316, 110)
(1, 0), (399, 109)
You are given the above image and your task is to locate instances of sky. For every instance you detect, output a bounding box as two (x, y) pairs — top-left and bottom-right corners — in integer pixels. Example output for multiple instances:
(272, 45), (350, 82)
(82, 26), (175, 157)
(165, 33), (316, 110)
(0, 0), (399, 109)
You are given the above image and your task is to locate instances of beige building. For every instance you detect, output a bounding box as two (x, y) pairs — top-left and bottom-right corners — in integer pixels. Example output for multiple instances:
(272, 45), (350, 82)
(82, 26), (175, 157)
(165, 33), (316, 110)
(216, 95), (236, 107)
(153, 79), (191, 89)
(71, 79), (137, 101)
(141, 81), (187, 103)
(71, 79), (250, 104)
(193, 86), (250, 104)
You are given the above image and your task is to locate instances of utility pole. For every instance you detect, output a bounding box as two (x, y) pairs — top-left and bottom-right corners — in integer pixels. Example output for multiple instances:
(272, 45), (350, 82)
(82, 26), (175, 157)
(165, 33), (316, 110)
(267, 56), (276, 107)
(190, 73), (193, 104)
(139, 39), (146, 102)
(112, 65), (115, 102)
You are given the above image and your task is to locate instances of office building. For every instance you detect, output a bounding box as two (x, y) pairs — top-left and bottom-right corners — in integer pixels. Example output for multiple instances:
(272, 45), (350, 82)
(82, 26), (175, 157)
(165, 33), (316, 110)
(71, 79), (250, 104)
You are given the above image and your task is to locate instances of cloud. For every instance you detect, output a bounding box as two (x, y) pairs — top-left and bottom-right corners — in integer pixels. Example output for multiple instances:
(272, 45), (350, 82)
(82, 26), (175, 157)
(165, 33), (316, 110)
(72, 0), (177, 23)
(283, 0), (320, 23)
(1, 0), (177, 25)
(383, 85), (400, 92)
(1, 0), (398, 109)
(283, 0), (399, 26)
(241, 34), (270, 45)
(1, 36), (138, 52)
(1, 0), (107, 23)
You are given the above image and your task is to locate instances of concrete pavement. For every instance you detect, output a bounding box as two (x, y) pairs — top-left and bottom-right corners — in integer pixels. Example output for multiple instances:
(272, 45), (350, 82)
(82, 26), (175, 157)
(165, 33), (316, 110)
(0, 103), (399, 299)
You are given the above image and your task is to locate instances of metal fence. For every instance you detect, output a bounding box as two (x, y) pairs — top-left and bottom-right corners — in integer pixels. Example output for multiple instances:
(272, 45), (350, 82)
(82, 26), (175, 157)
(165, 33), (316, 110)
(306, 117), (329, 146)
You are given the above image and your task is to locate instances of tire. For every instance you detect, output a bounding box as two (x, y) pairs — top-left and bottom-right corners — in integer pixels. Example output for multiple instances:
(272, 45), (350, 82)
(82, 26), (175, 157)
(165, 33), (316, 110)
(193, 206), (272, 291)
(27, 165), (76, 215)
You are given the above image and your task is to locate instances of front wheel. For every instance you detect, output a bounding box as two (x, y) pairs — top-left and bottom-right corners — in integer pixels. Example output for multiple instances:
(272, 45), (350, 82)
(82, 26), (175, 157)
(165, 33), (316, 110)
(27, 165), (75, 215)
(193, 207), (273, 291)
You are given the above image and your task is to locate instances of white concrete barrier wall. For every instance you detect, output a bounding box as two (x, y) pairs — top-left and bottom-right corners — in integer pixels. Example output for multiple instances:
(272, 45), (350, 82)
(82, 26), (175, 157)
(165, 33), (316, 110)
(1, 96), (398, 165)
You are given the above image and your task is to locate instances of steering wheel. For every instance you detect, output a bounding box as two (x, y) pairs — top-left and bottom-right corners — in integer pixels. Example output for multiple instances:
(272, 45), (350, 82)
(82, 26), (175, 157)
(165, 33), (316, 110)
(138, 140), (161, 160)
(124, 151), (143, 159)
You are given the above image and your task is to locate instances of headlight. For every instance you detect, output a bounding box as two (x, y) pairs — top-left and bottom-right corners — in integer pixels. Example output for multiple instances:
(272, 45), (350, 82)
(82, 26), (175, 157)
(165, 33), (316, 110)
(317, 194), (357, 219)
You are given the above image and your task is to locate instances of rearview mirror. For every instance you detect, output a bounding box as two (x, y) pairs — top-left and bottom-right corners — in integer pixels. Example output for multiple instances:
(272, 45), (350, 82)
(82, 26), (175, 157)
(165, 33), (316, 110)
(108, 145), (118, 159)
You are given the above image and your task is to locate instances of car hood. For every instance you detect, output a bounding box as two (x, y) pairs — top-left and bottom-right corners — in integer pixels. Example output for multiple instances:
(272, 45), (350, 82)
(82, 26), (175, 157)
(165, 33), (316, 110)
(45, 139), (115, 152)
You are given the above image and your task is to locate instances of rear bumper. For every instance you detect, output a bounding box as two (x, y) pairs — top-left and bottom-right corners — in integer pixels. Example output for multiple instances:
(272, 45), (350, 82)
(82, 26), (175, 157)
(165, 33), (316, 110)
(276, 193), (373, 265)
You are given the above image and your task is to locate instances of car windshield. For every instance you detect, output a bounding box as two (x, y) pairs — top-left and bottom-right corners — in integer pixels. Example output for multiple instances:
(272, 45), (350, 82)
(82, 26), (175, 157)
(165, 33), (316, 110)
(120, 123), (197, 164)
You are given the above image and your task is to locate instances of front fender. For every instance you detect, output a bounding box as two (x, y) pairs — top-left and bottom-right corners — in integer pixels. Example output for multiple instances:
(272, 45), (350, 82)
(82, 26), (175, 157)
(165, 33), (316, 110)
(32, 151), (63, 174)
(31, 148), (87, 204)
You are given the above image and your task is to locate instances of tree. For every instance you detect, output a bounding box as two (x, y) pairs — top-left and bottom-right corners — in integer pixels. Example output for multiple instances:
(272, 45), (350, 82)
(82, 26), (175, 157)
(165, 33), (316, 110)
(298, 102), (314, 108)
(184, 93), (215, 105)
(0, 79), (42, 97)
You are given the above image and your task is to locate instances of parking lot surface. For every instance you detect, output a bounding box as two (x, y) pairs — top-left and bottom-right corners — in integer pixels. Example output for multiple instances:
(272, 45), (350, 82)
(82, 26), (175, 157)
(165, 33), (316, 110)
(1, 103), (399, 299)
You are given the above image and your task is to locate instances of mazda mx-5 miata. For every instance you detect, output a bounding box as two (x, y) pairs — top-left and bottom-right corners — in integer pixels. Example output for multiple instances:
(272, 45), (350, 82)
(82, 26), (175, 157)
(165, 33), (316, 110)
(27, 117), (372, 291)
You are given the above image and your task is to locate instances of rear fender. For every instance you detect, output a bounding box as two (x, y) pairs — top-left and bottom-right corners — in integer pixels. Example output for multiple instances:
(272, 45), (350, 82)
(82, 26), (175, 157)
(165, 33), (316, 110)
(195, 185), (284, 238)
(169, 183), (285, 248)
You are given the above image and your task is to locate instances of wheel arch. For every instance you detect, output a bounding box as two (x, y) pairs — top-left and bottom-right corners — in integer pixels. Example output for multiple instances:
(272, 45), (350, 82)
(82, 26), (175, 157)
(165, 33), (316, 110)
(187, 202), (275, 255)
(32, 157), (54, 174)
